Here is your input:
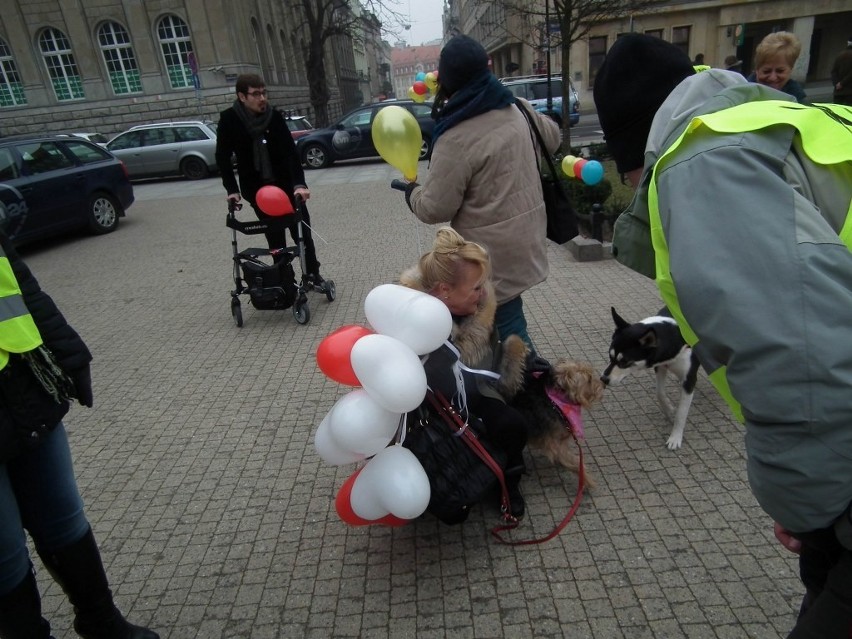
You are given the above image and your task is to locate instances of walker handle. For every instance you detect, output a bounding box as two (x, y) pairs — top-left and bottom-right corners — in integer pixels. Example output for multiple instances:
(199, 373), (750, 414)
(390, 179), (409, 192)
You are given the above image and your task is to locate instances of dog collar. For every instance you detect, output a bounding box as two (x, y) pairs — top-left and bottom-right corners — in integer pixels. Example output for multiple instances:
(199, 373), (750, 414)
(544, 385), (585, 440)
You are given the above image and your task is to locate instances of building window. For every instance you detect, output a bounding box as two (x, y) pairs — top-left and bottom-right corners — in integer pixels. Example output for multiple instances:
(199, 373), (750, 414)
(672, 26), (691, 58)
(39, 28), (84, 101)
(589, 36), (607, 87)
(645, 29), (663, 39)
(98, 22), (141, 95)
(0, 39), (26, 107)
(157, 15), (194, 89)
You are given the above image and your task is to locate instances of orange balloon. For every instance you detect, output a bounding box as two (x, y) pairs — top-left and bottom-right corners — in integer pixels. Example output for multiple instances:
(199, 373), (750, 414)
(316, 325), (374, 386)
(572, 158), (588, 179)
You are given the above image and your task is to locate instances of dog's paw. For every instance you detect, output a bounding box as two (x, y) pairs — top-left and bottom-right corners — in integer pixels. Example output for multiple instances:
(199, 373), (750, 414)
(660, 401), (675, 421)
(665, 434), (683, 450)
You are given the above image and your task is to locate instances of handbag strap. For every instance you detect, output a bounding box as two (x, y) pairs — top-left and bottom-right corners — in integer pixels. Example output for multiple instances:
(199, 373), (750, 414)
(515, 101), (562, 182)
(427, 389), (586, 545)
(425, 390), (517, 524)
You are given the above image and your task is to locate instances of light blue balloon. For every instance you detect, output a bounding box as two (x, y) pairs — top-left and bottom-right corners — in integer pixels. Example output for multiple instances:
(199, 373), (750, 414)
(581, 160), (604, 186)
(415, 71), (426, 82)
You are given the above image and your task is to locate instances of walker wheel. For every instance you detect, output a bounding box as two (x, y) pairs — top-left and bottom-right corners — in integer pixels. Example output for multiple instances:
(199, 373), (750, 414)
(324, 279), (336, 302)
(293, 301), (310, 325)
(231, 296), (243, 327)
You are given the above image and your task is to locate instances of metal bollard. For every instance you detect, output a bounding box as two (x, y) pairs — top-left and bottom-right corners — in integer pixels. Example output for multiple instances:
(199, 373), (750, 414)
(591, 203), (603, 242)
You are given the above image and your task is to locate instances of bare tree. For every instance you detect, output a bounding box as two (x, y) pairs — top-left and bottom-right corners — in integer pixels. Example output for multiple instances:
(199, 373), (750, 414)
(486, 0), (664, 148)
(290, 0), (408, 126)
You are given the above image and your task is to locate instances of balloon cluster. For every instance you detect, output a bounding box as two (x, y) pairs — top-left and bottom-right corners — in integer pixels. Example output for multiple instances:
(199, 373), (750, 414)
(561, 156), (605, 186)
(314, 284), (454, 527)
(407, 70), (438, 103)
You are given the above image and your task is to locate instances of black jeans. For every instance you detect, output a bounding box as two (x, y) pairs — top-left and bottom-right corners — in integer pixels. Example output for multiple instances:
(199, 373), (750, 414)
(788, 524), (852, 638)
(252, 203), (321, 276)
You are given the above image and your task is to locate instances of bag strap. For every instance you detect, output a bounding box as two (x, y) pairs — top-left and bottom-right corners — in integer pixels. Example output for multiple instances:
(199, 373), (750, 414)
(515, 101), (562, 181)
(425, 390), (517, 524)
(427, 389), (586, 545)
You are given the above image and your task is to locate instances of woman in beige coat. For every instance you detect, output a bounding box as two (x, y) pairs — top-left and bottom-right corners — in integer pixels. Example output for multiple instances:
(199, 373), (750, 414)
(402, 35), (561, 351)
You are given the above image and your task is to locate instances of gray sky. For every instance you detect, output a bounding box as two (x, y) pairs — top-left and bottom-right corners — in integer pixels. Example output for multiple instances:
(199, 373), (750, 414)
(397, 0), (444, 45)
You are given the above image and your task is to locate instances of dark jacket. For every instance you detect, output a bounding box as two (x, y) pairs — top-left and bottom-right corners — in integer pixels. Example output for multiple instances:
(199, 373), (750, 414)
(0, 232), (92, 462)
(214, 106), (307, 205)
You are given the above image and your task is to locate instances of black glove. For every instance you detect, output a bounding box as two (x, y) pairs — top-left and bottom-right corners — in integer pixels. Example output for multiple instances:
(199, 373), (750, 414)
(525, 353), (552, 377)
(71, 366), (93, 408)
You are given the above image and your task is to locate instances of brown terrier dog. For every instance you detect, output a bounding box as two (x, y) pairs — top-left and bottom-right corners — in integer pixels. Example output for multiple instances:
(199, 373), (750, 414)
(496, 336), (605, 488)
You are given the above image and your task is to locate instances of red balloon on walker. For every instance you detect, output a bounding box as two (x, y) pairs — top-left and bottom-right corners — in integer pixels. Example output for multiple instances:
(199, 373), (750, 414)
(255, 185), (294, 216)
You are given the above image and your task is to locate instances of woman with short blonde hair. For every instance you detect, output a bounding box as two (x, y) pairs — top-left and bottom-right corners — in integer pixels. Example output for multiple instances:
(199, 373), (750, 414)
(749, 31), (807, 102)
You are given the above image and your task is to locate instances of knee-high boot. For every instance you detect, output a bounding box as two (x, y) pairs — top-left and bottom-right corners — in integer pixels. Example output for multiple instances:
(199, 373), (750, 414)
(0, 567), (53, 639)
(36, 528), (158, 639)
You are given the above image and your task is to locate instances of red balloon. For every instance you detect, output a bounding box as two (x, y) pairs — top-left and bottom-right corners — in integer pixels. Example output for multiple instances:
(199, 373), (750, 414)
(316, 325), (374, 386)
(335, 469), (409, 527)
(412, 81), (428, 95)
(255, 185), (294, 216)
(572, 158), (588, 179)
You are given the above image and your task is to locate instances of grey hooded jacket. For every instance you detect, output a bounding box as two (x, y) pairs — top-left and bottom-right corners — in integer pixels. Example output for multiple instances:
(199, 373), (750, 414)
(613, 69), (852, 533)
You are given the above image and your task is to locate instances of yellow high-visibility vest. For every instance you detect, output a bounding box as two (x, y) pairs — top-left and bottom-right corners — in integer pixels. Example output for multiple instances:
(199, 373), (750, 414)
(0, 246), (43, 370)
(648, 101), (852, 420)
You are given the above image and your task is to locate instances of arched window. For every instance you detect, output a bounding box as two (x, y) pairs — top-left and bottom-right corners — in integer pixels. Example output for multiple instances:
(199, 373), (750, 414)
(0, 39), (26, 107)
(279, 30), (291, 84)
(250, 18), (267, 81)
(39, 28), (84, 101)
(157, 15), (194, 89)
(98, 21), (141, 95)
(266, 24), (280, 83)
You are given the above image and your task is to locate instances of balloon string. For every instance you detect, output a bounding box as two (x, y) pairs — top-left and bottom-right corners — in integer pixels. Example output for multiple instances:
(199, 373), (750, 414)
(440, 341), (501, 437)
(396, 412), (408, 446)
(300, 220), (328, 246)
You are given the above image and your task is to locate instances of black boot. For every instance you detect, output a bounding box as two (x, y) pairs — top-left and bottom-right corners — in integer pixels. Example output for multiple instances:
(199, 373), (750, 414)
(36, 528), (158, 639)
(0, 567), (53, 639)
(504, 465), (526, 519)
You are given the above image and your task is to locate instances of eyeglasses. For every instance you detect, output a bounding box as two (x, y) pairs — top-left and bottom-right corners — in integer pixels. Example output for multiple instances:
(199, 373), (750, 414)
(246, 90), (268, 98)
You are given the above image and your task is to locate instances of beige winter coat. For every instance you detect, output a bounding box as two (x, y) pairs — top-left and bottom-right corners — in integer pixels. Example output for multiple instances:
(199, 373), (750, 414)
(408, 99), (561, 304)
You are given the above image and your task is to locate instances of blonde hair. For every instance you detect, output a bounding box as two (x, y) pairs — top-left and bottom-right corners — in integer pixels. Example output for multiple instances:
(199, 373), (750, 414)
(754, 31), (802, 68)
(416, 227), (490, 293)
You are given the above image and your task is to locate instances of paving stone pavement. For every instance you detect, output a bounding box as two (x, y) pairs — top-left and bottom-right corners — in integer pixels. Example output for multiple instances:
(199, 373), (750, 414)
(20, 158), (801, 638)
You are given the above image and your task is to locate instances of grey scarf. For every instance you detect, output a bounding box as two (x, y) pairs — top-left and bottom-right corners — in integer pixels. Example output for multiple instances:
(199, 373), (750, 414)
(233, 99), (275, 181)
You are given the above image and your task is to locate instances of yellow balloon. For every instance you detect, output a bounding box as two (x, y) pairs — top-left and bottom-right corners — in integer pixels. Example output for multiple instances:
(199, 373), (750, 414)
(561, 155), (578, 176)
(425, 72), (438, 93)
(372, 105), (422, 181)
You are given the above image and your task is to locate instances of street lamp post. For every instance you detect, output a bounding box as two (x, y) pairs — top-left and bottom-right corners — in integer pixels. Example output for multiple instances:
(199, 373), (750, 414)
(544, 0), (557, 121)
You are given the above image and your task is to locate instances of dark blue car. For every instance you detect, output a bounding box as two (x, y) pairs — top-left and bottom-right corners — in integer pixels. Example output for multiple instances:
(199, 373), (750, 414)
(0, 134), (134, 246)
(297, 100), (435, 170)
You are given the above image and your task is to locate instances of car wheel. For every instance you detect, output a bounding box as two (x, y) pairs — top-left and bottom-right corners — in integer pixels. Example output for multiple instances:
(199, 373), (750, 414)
(419, 136), (432, 160)
(181, 156), (209, 180)
(87, 192), (120, 235)
(302, 143), (331, 169)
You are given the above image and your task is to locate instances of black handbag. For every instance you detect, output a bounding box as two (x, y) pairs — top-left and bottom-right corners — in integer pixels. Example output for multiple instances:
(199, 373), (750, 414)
(516, 103), (579, 245)
(403, 390), (509, 525)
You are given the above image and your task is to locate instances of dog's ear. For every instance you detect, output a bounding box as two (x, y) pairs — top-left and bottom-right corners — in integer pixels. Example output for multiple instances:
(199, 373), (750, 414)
(611, 307), (630, 330)
(639, 329), (658, 349)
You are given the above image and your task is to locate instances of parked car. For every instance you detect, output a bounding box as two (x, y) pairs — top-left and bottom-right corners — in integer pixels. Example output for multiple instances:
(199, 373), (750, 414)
(106, 121), (218, 180)
(285, 115), (314, 141)
(500, 75), (580, 127)
(0, 134), (133, 246)
(297, 101), (434, 170)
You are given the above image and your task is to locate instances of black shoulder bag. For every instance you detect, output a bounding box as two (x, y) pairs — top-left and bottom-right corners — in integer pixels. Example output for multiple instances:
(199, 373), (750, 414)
(516, 102), (579, 245)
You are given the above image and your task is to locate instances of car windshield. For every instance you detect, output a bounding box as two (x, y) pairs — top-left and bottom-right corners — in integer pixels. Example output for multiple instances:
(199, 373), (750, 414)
(529, 80), (563, 100)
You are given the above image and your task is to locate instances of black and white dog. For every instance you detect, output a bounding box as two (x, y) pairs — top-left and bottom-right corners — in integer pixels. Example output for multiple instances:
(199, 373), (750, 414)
(601, 307), (700, 450)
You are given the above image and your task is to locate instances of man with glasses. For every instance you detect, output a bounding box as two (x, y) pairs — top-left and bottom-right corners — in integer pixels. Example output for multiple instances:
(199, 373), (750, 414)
(215, 73), (326, 286)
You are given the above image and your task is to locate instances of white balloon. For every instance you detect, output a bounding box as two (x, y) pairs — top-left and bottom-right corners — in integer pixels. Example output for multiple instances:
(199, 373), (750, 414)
(350, 334), (427, 413)
(328, 389), (400, 457)
(350, 445), (431, 520)
(364, 284), (452, 355)
(314, 411), (364, 466)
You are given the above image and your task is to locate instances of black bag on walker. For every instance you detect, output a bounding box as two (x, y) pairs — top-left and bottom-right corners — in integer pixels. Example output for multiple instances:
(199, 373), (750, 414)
(241, 260), (297, 310)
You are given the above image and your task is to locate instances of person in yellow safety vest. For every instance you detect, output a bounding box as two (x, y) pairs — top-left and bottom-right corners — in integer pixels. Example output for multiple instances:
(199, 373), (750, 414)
(594, 33), (852, 638)
(0, 230), (160, 638)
